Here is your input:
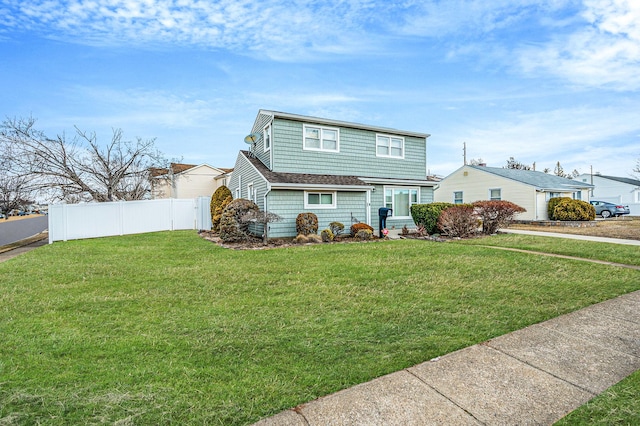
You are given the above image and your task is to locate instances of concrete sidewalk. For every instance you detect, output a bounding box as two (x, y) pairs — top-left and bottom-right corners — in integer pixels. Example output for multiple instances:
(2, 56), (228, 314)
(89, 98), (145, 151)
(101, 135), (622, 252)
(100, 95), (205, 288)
(255, 290), (640, 425)
(0, 233), (48, 263)
(499, 228), (640, 246)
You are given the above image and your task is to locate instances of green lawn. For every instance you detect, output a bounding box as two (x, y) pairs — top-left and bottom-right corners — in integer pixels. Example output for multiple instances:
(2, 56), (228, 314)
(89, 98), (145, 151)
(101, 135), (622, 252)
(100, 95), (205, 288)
(1, 231), (638, 425)
(459, 233), (640, 266)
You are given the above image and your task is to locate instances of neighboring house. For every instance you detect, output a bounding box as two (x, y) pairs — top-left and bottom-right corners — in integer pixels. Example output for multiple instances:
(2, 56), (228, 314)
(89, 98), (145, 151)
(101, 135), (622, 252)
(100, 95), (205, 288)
(151, 163), (231, 199)
(228, 109), (438, 238)
(576, 173), (640, 204)
(576, 173), (640, 216)
(434, 165), (594, 220)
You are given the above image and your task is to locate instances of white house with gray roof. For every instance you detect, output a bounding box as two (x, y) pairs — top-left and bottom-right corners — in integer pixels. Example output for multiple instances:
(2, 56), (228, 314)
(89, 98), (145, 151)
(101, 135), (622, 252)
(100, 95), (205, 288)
(576, 173), (640, 215)
(435, 165), (594, 220)
(228, 110), (438, 238)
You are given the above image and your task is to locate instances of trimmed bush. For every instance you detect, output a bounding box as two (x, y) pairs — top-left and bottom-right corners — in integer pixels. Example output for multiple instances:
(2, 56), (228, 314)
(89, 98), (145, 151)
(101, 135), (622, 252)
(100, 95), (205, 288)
(551, 199), (596, 221)
(350, 222), (374, 236)
(547, 197), (572, 220)
(354, 229), (373, 241)
(210, 185), (232, 232)
(329, 222), (344, 237)
(473, 200), (526, 235)
(294, 233), (322, 244)
(296, 212), (319, 236)
(293, 234), (309, 244)
(321, 228), (334, 242)
(219, 198), (260, 242)
(307, 234), (323, 243)
(437, 204), (478, 238)
(410, 202), (454, 235)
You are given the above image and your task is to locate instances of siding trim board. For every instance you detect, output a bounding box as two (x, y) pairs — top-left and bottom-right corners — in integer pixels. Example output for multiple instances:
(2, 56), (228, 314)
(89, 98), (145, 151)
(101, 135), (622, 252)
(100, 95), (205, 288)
(360, 177), (438, 187)
(260, 109), (430, 139)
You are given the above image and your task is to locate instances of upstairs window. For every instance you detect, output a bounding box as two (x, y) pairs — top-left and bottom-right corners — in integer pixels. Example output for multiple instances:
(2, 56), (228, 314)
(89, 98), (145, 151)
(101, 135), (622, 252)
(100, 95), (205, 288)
(376, 134), (404, 159)
(454, 191), (463, 204)
(303, 125), (339, 152)
(489, 188), (501, 201)
(263, 124), (272, 152)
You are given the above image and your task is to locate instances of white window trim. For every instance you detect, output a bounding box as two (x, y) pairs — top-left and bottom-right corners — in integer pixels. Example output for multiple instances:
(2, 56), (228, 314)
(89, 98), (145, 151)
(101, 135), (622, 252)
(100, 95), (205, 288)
(263, 123), (271, 153)
(376, 133), (405, 159)
(304, 191), (337, 209)
(303, 124), (340, 153)
(489, 188), (501, 201)
(453, 191), (463, 204)
(247, 182), (256, 203)
(384, 186), (419, 219)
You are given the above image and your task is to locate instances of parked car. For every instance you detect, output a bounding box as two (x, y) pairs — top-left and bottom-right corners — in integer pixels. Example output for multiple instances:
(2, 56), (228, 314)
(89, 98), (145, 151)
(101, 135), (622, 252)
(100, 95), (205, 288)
(589, 200), (630, 218)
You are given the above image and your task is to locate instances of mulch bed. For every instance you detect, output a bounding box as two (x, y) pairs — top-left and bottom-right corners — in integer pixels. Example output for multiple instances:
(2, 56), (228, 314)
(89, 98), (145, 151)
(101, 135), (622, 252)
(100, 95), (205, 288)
(198, 230), (451, 250)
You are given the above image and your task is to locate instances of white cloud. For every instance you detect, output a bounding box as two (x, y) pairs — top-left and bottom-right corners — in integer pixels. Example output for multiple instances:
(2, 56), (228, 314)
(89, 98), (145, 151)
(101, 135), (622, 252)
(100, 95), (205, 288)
(0, 0), (389, 60)
(517, 0), (640, 90)
(393, 0), (574, 37)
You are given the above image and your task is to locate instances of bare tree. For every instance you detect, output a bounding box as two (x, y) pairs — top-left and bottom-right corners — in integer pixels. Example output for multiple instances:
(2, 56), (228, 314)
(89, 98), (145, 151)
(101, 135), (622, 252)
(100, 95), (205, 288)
(0, 116), (167, 203)
(505, 157), (532, 170)
(468, 158), (485, 166)
(0, 171), (32, 217)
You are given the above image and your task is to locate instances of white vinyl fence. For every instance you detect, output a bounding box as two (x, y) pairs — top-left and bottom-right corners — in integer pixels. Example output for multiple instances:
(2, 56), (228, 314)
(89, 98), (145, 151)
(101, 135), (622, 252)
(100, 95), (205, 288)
(48, 197), (212, 243)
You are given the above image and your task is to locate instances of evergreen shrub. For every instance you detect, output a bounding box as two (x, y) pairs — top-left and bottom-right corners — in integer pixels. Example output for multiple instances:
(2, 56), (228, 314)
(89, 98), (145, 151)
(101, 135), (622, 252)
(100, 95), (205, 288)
(354, 229), (373, 241)
(210, 185), (232, 232)
(410, 202), (454, 234)
(550, 198), (595, 221)
(350, 222), (374, 236)
(329, 222), (344, 236)
(219, 198), (260, 242)
(321, 229), (334, 242)
(296, 212), (319, 235)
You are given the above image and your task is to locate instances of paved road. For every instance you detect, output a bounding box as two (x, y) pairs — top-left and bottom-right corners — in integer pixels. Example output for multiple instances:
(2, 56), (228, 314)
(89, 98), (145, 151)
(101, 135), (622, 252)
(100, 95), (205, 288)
(0, 216), (48, 246)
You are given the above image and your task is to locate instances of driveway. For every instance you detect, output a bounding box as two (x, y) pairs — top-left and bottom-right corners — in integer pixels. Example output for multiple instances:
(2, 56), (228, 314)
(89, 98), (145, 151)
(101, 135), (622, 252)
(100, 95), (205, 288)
(0, 216), (48, 246)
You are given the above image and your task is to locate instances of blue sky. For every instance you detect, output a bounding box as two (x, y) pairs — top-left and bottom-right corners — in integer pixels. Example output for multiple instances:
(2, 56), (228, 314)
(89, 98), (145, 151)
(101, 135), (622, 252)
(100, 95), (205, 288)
(1, 0), (639, 177)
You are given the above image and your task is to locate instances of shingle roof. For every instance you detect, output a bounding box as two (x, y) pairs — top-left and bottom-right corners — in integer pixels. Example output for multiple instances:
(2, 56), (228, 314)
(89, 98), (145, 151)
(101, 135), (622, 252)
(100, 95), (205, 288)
(242, 151), (370, 187)
(469, 165), (594, 190)
(595, 175), (640, 186)
(149, 163), (197, 177)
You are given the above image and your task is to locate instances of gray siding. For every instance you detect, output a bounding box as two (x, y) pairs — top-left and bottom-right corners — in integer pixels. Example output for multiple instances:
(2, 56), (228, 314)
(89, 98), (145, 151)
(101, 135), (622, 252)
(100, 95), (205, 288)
(369, 185), (434, 231)
(228, 153), (268, 210)
(250, 111), (273, 169)
(266, 190), (368, 238)
(264, 186), (434, 238)
(271, 119), (427, 180)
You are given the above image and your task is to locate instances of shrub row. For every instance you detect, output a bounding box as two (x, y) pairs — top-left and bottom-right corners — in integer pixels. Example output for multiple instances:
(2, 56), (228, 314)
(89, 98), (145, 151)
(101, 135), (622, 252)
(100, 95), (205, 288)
(411, 200), (526, 237)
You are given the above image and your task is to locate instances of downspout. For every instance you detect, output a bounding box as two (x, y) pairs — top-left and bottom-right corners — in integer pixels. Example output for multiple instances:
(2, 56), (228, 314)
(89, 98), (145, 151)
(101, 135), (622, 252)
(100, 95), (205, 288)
(366, 188), (371, 225)
(263, 183), (272, 240)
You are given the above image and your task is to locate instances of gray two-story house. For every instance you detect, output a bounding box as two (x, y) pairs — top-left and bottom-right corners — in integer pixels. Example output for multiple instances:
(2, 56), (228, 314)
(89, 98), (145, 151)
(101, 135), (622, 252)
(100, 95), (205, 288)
(228, 110), (438, 238)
